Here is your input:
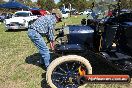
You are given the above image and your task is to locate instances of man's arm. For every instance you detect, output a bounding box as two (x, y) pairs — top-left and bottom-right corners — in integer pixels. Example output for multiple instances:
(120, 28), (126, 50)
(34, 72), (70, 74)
(48, 25), (55, 50)
(48, 28), (54, 41)
(47, 15), (57, 50)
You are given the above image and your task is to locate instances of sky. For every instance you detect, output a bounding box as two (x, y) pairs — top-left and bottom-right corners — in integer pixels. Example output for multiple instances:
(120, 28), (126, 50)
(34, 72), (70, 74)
(3, 0), (60, 3)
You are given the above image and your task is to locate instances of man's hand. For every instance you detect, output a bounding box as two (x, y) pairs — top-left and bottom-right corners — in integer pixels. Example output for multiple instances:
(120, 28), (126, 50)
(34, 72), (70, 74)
(50, 41), (55, 50)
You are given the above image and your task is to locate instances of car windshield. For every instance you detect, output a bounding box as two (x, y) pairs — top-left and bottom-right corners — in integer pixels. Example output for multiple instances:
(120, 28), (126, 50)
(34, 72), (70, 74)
(15, 12), (29, 17)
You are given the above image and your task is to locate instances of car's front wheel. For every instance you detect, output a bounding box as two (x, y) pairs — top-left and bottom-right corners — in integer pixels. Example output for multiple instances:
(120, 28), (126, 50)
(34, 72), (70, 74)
(46, 55), (92, 88)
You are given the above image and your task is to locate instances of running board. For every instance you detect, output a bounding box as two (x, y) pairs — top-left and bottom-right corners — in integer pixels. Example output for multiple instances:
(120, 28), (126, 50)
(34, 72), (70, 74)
(100, 52), (132, 60)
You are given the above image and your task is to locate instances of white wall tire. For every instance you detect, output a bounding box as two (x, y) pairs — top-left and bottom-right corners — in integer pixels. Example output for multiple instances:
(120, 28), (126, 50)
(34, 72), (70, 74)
(46, 55), (92, 88)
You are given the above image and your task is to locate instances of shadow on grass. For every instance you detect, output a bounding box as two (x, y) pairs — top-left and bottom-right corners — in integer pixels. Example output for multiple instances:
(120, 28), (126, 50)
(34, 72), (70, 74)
(25, 53), (57, 88)
(25, 53), (43, 67)
(5, 29), (28, 32)
(25, 52), (57, 69)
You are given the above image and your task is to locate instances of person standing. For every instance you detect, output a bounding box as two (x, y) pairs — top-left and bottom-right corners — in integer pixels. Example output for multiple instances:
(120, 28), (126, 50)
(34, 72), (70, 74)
(27, 13), (57, 68)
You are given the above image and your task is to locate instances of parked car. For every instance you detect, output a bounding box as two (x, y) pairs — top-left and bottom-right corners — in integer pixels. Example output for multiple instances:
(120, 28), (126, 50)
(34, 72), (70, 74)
(0, 13), (12, 22)
(0, 13), (6, 22)
(61, 11), (69, 19)
(46, 12), (132, 88)
(4, 11), (38, 31)
(30, 9), (48, 17)
(78, 11), (83, 15)
(83, 10), (92, 15)
(79, 9), (92, 15)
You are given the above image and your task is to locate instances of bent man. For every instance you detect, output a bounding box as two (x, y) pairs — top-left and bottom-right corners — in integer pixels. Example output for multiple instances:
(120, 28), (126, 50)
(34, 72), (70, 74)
(27, 13), (57, 68)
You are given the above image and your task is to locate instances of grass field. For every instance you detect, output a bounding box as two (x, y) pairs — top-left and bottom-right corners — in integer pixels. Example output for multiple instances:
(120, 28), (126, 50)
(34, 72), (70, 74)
(0, 15), (131, 88)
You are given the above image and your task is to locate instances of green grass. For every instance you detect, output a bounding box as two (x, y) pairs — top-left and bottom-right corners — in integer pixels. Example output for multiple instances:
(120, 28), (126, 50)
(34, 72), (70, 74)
(56, 15), (87, 27)
(0, 15), (131, 88)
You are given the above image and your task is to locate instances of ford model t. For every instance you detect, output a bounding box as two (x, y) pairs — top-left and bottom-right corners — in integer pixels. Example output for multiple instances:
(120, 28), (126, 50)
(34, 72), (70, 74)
(45, 9), (132, 88)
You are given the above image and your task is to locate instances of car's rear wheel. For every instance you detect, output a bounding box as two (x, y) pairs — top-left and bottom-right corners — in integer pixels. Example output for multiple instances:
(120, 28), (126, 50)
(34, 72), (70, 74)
(46, 55), (92, 88)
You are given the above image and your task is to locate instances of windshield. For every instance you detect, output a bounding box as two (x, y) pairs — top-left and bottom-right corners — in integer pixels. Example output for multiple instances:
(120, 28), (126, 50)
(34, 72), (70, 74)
(15, 12), (30, 17)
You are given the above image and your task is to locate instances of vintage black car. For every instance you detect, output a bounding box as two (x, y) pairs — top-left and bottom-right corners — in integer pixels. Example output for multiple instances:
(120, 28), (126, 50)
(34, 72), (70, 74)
(45, 12), (132, 88)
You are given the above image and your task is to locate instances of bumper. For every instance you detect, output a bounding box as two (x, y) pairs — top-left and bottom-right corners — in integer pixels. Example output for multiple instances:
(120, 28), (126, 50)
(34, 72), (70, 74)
(5, 25), (27, 29)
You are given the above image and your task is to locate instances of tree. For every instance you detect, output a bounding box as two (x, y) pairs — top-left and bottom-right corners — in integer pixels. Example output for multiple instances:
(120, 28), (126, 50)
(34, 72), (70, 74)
(45, 0), (56, 10)
(24, 0), (34, 7)
(16, 0), (24, 3)
(37, 0), (56, 10)
(29, 2), (38, 8)
(120, 0), (132, 9)
(0, 0), (5, 4)
(37, 0), (46, 9)
(76, 0), (87, 11)
(58, 0), (92, 12)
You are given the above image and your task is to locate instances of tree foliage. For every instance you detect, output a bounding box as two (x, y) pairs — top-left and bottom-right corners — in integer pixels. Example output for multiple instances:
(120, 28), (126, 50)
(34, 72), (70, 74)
(15, 0), (37, 8)
(37, 0), (46, 9)
(75, 0), (92, 11)
(16, 0), (24, 3)
(37, 0), (56, 10)
(45, 0), (56, 10)
(24, 0), (35, 7)
(120, 0), (132, 9)
(57, 0), (93, 11)
(56, 0), (131, 12)
(0, 0), (5, 4)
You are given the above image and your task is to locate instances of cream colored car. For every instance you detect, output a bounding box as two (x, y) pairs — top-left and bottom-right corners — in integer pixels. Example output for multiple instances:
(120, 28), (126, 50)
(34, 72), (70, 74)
(4, 11), (38, 31)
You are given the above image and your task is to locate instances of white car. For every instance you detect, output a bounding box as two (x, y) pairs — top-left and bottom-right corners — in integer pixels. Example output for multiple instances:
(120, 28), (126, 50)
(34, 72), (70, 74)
(4, 11), (38, 31)
(79, 10), (92, 15)
(61, 11), (69, 19)
(78, 12), (83, 15)
(83, 10), (92, 15)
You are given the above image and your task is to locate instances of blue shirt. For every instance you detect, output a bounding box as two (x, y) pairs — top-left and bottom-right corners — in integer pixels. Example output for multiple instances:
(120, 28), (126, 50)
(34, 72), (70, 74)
(29, 15), (57, 41)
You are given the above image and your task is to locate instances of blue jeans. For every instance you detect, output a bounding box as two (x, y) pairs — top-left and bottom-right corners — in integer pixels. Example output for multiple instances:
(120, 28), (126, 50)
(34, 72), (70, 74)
(27, 29), (50, 67)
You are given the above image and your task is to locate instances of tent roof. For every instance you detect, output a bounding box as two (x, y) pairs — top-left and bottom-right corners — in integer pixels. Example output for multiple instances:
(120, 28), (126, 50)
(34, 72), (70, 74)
(0, 1), (29, 9)
(0, 4), (4, 8)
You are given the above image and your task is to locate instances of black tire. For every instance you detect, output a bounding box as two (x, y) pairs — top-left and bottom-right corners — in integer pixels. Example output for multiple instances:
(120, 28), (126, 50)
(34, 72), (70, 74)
(46, 55), (92, 88)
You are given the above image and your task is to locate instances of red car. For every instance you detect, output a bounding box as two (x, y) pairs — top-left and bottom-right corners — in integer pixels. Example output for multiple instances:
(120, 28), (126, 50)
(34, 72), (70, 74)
(30, 9), (48, 17)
